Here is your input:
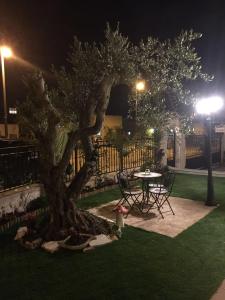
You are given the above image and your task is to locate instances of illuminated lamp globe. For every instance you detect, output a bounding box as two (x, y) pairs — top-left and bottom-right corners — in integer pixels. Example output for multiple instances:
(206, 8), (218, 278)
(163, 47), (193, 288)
(0, 46), (12, 58)
(195, 96), (223, 115)
(136, 80), (145, 91)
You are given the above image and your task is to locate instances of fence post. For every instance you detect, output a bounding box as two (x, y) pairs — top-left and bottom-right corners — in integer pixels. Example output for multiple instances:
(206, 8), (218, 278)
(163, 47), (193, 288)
(220, 133), (225, 165)
(173, 131), (176, 167)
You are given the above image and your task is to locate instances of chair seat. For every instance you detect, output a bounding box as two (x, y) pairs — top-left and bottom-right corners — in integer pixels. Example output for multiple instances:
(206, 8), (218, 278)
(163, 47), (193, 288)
(149, 183), (164, 188)
(150, 187), (168, 194)
(124, 188), (143, 195)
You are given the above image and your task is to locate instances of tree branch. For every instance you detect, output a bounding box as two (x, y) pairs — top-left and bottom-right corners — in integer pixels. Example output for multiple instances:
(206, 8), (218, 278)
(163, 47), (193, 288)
(57, 76), (115, 174)
(83, 76), (115, 135)
(66, 136), (97, 201)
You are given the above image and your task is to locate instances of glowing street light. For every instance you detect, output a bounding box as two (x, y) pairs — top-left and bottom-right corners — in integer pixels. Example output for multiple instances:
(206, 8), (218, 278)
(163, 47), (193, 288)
(196, 96), (223, 115)
(135, 80), (145, 92)
(0, 46), (12, 59)
(195, 96), (223, 206)
(0, 46), (13, 138)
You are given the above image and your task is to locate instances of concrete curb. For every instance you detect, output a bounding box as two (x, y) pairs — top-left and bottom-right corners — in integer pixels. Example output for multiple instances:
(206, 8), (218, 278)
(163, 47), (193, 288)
(170, 167), (225, 178)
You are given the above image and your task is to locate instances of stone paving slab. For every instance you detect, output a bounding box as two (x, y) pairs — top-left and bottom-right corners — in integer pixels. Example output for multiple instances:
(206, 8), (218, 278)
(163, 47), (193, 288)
(211, 279), (225, 300)
(89, 196), (216, 238)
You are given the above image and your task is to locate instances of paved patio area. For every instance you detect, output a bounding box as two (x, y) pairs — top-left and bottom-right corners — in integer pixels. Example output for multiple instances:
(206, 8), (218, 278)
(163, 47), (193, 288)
(211, 279), (225, 300)
(89, 196), (216, 238)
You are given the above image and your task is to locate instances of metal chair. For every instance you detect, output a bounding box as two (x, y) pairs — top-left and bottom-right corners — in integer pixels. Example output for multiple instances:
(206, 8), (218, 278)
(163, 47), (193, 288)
(116, 171), (143, 216)
(148, 171), (176, 218)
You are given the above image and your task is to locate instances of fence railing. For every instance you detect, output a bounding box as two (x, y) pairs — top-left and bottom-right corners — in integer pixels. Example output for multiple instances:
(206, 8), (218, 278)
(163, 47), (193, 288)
(186, 134), (221, 158)
(0, 139), (155, 192)
(167, 133), (222, 168)
(0, 134), (222, 192)
(66, 139), (155, 181)
(185, 135), (205, 158)
(0, 146), (39, 191)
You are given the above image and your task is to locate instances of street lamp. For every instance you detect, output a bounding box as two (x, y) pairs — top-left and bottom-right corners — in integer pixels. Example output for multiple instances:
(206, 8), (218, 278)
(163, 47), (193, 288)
(135, 80), (145, 129)
(0, 46), (13, 138)
(136, 80), (145, 92)
(195, 96), (223, 206)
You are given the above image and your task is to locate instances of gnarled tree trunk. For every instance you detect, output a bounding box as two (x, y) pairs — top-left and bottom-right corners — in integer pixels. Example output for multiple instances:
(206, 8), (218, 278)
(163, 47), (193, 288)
(37, 77), (115, 241)
(41, 160), (112, 241)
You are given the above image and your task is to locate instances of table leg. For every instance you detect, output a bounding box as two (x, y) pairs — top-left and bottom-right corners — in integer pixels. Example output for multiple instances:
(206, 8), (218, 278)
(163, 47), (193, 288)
(141, 179), (150, 211)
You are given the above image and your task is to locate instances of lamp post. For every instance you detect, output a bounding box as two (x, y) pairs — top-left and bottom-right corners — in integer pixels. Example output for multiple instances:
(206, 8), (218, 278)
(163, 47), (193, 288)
(135, 80), (145, 131)
(0, 46), (12, 138)
(196, 96), (223, 206)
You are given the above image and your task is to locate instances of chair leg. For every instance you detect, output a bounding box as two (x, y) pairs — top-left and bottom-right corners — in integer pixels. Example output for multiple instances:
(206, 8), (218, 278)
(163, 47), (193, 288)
(162, 197), (175, 215)
(145, 193), (164, 218)
(129, 194), (142, 214)
(146, 192), (175, 218)
(117, 197), (125, 206)
(155, 195), (165, 219)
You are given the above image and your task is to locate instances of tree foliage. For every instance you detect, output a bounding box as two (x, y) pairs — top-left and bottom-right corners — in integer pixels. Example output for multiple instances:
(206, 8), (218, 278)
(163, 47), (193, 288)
(130, 30), (212, 132)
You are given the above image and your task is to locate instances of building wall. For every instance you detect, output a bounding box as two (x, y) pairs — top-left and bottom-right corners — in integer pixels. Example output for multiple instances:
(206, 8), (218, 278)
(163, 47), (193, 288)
(101, 115), (122, 137)
(0, 124), (19, 139)
(0, 116), (122, 140)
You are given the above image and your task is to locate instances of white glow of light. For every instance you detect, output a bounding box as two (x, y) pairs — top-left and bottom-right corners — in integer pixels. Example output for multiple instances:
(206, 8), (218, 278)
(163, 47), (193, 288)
(196, 96), (223, 115)
(9, 107), (17, 114)
(146, 128), (154, 136)
(136, 80), (145, 91)
(128, 131), (131, 135)
(0, 46), (12, 58)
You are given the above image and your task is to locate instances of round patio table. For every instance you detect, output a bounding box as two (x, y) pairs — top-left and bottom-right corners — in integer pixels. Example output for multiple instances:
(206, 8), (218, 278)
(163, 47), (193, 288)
(133, 171), (162, 211)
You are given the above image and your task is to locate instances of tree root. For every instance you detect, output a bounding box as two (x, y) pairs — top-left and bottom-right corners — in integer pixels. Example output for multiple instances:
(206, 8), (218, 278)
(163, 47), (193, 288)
(73, 209), (113, 236)
(18, 208), (113, 245)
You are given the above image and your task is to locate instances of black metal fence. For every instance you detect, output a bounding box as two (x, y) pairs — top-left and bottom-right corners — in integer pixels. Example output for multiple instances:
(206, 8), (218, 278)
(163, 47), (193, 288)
(167, 133), (222, 169)
(186, 134), (221, 169)
(66, 139), (155, 181)
(0, 139), (155, 192)
(0, 145), (39, 191)
(0, 134), (222, 192)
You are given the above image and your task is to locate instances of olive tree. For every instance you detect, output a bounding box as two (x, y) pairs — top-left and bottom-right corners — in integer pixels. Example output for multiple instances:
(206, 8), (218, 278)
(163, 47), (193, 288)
(19, 25), (136, 240)
(19, 26), (209, 240)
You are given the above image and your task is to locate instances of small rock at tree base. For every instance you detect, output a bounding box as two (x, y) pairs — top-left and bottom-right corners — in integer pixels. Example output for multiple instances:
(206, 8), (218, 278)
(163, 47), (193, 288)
(14, 226), (28, 240)
(89, 234), (113, 247)
(42, 241), (59, 253)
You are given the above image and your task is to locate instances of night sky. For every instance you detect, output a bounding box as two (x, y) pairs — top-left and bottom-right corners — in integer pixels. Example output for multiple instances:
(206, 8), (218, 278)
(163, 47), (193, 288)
(1, 0), (225, 116)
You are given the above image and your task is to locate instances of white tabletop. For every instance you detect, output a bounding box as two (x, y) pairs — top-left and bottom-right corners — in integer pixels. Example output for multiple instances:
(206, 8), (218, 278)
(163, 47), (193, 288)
(134, 172), (162, 179)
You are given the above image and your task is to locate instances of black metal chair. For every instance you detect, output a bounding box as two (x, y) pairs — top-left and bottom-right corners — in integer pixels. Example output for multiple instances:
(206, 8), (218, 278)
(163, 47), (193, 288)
(116, 171), (143, 216)
(148, 165), (169, 189)
(148, 171), (176, 218)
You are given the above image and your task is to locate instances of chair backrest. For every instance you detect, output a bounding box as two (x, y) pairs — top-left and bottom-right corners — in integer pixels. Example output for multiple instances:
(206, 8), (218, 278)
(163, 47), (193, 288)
(117, 172), (130, 191)
(161, 171), (176, 192)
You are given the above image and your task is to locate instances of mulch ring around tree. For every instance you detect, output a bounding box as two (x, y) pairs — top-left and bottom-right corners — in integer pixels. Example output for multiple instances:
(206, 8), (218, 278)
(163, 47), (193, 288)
(14, 210), (119, 253)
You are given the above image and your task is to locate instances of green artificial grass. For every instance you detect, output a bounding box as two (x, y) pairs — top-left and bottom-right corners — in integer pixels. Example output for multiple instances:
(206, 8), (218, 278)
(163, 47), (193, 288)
(1, 173), (225, 300)
(172, 173), (225, 204)
(77, 187), (121, 210)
